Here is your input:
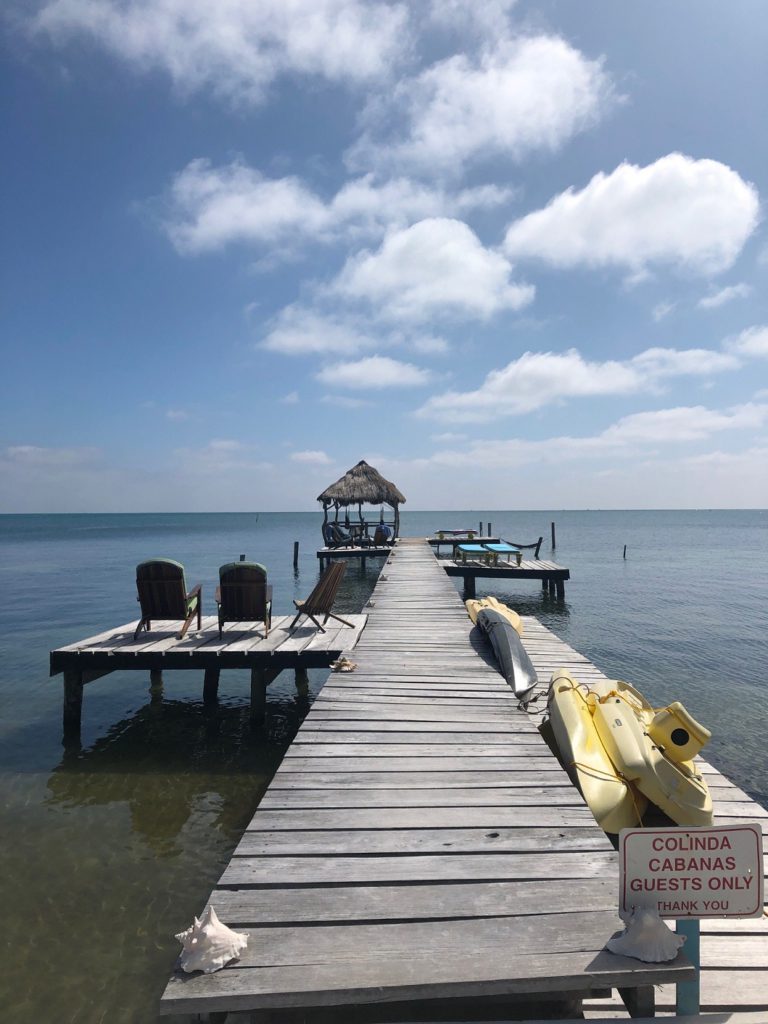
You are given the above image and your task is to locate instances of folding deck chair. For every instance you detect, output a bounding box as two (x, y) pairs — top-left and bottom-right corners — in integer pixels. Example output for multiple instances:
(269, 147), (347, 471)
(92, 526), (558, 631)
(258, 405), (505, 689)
(290, 561), (354, 633)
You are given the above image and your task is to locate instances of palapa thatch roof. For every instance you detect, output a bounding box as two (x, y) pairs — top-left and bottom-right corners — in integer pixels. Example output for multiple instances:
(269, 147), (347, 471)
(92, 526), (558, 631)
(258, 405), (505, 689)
(317, 460), (406, 509)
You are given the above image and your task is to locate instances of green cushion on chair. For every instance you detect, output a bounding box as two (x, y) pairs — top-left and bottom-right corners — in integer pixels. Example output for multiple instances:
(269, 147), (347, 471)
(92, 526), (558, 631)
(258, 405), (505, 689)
(219, 561), (267, 578)
(186, 594), (199, 614)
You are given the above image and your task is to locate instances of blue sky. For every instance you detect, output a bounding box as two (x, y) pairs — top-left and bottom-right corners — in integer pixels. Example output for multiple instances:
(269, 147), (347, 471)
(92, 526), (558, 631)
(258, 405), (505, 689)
(2, 0), (767, 511)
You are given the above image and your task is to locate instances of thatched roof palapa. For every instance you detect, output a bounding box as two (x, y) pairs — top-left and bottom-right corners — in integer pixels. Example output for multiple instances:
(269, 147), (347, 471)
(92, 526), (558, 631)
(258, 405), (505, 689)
(317, 460), (406, 509)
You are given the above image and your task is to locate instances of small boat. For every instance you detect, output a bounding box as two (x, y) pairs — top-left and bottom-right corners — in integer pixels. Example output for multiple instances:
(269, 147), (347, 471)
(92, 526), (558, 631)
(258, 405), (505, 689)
(547, 669), (713, 833)
(466, 598), (537, 701)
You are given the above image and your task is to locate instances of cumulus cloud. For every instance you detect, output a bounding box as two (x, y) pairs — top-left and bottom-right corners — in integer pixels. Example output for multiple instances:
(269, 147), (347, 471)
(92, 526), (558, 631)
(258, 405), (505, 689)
(418, 345), (742, 422)
(316, 355), (431, 389)
(726, 325), (768, 358)
(262, 307), (378, 356)
(503, 154), (760, 276)
(698, 283), (752, 309)
(165, 160), (514, 254)
(33, 0), (408, 102)
(422, 403), (768, 470)
(349, 35), (613, 173)
(290, 449), (331, 464)
(333, 218), (533, 322)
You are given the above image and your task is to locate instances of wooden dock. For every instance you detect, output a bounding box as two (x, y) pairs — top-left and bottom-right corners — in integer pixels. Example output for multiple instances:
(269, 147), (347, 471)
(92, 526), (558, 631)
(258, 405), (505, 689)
(50, 613), (367, 734)
(160, 540), (699, 1020)
(438, 554), (570, 598)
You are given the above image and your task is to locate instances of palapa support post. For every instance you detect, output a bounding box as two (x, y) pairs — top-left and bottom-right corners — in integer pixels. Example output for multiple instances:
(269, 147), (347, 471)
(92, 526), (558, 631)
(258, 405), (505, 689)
(203, 668), (220, 703)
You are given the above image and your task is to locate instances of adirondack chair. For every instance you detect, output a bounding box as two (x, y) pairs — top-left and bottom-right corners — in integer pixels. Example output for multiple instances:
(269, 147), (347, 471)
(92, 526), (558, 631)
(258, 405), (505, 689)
(290, 561), (354, 633)
(216, 561), (272, 639)
(134, 558), (202, 640)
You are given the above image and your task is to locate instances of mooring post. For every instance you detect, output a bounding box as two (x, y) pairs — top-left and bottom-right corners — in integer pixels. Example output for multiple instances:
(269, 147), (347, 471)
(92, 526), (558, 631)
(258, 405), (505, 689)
(203, 668), (220, 703)
(676, 919), (701, 1015)
(478, 521), (483, 537)
(487, 522), (491, 536)
(63, 670), (83, 736)
(551, 521), (556, 548)
(293, 541), (299, 568)
(623, 544), (627, 559)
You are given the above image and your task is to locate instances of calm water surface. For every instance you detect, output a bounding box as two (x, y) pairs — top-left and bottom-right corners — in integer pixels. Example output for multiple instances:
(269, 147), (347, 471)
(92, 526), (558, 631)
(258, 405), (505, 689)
(1, 510), (766, 1022)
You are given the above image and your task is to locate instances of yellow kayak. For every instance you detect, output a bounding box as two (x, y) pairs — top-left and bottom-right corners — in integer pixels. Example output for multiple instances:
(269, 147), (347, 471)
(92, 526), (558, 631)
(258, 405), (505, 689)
(548, 669), (713, 833)
(465, 597), (523, 635)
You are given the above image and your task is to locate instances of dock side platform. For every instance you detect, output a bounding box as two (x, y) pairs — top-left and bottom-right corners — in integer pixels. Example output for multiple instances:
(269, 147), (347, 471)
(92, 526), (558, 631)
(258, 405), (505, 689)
(50, 613), (368, 734)
(160, 540), (693, 1020)
(438, 554), (571, 598)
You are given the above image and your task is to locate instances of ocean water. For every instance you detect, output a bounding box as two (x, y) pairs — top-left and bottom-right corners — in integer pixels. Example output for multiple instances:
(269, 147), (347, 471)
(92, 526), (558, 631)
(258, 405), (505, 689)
(0, 509), (766, 1023)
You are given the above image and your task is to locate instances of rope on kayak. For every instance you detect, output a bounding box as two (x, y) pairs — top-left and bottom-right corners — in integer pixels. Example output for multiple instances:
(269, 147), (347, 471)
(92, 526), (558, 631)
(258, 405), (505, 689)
(569, 760), (646, 827)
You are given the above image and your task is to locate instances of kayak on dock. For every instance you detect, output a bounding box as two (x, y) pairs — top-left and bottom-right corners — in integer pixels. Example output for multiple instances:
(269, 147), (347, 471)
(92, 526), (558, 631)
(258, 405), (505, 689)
(465, 597), (536, 701)
(547, 668), (713, 833)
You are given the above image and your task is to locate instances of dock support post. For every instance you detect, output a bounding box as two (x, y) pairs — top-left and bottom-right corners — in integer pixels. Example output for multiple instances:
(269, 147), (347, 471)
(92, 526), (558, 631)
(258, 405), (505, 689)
(360, 556), (366, 571)
(548, 578), (556, 597)
(464, 574), (476, 599)
(203, 668), (220, 703)
(295, 666), (309, 695)
(619, 984), (654, 1017)
(63, 670), (83, 736)
(556, 580), (565, 600)
(542, 578), (547, 591)
(675, 919), (700, 1015)
(250, 668), (267, 724)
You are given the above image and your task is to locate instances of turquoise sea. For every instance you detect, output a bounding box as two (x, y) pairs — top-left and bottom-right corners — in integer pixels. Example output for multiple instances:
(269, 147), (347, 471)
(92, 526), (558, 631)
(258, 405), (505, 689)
(1, 510), (766, 1023)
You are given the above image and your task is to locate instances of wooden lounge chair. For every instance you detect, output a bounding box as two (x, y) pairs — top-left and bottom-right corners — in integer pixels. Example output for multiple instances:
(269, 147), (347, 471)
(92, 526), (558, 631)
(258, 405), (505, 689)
(290, 561), (354, 633)
(134, 558), (202, 640)
(216, 561), (272, 639)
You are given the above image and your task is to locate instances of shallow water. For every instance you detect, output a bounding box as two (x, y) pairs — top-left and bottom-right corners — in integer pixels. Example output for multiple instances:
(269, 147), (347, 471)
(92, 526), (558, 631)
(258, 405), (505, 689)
(1, 510), (766, 1022)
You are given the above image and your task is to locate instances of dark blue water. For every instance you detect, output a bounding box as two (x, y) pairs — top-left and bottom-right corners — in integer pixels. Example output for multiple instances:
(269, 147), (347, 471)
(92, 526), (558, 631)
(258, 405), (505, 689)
(1, 510), (765, 1022)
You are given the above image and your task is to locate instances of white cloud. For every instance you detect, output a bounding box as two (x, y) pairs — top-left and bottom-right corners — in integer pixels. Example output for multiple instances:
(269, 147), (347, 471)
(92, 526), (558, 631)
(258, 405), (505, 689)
(165, 161), (514, 254)
(349, 35), (613, 173)
(166, 408), (189, 420)
(4, 444), (100, 466)
(262, 307), (377, 356)
(34, 0), (408, 103)
(600, 403), (768, 444)
(504, 154), (760, 276)
(280, 391), (300, 404)
(428, 0), (518, 38)
(333, 218), (533, 321)
(317, 355), (431, 389)
(725, 325), (768, 358)
(652, 301), (676, 322)
(698, 282), (752, 309)
(320, 394), (373, 408)
(290, 449), (331, 464)
(432, 431), (467, 443)
(631, 347), (739, 377)
(418, 344), (742, 422)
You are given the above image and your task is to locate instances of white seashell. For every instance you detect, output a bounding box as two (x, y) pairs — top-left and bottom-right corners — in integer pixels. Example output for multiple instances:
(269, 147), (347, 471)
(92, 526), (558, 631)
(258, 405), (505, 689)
(606, 907), (685, 963)
(175, 905), (248, 974)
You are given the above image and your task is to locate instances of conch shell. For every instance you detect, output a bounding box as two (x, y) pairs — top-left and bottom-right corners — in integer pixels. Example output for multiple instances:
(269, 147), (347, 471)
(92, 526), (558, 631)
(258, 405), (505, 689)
(175, 905), (248, 973)
(606, 907), (685, 963)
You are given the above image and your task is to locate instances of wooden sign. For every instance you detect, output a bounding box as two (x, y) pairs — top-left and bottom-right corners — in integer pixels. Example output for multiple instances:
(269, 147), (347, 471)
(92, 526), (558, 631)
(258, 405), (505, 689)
(619, 824), (764, 919)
